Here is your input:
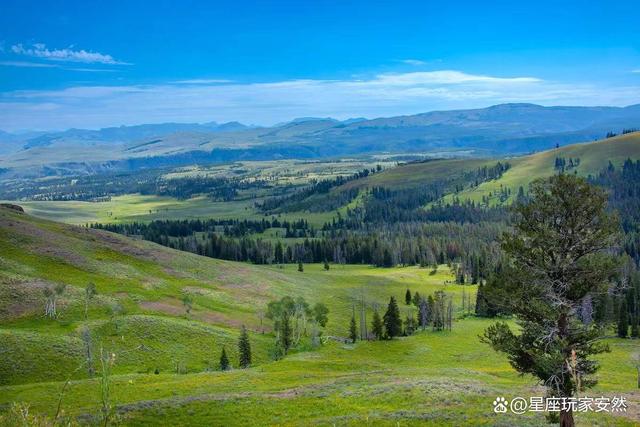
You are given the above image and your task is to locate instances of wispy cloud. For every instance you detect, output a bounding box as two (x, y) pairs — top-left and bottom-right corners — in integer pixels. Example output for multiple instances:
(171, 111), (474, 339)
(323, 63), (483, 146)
(400, 59), (427, 66)
(174, 79), (234, 84)
(367, 71), (542, 86)
(633, 69), (640, 73)
(0, 60), (119, 72)
(10, 43), (130, 65)
(1, 70), (638, 131)
(0, 60), (59, 68)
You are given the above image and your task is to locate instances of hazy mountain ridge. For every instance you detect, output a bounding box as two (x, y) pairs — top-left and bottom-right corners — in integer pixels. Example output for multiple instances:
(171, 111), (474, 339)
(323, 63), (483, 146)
(1, 103), (639, 176)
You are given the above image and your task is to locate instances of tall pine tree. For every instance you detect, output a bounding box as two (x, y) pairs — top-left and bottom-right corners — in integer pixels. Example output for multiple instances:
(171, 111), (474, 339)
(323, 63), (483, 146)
(219, 346), (230, 371)
(238, 325), (252, 368)
(482, 174), (619, 427)
(371, 310), (383, 340)
(617, 300), (629, 338)
(383, 296), (402, 339)
(349, 308), (358, 343)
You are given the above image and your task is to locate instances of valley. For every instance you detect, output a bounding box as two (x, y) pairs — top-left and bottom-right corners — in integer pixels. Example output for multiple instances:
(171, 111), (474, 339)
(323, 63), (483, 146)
(1, 130), (640, 425)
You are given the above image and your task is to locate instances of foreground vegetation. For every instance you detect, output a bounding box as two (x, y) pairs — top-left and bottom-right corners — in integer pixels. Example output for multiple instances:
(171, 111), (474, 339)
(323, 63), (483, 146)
(2, 318), (638, 426)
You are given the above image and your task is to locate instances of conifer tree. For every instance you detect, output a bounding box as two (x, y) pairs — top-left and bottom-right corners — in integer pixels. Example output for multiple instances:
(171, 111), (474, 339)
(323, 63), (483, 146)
(238, 326), (252, 368)
(323, 260), (330, 271)
(412, 292), (421, 307)
(618, 300), (629, 338)
(219, 346), (230, 371)
(349, 309), (357, 343)
(405, 289), (411, 305)
(475, 282), (488, 317)
(482, 174), (619, 427)
(371, 310), (384, 340)
(298, 261), (304, 272)
(383, 296), (402, 338)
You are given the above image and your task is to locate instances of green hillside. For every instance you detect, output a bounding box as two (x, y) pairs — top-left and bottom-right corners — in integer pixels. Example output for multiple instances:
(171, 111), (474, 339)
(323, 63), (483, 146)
(1, 206), (639, 425)
(450, 131), (640, 205)
(0, 205), (466, 384)
(338, 132), (640, 206)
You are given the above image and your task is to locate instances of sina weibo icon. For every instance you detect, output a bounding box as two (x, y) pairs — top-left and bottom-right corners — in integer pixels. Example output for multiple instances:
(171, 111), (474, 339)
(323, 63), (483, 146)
(493, 397), (509, 413)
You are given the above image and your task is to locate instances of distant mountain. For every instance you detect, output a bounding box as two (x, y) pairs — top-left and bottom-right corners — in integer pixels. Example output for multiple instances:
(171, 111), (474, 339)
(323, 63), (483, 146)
(2, 103), (639, 176)
(341, 117), (368, 125)
(16, 121), (254, 151)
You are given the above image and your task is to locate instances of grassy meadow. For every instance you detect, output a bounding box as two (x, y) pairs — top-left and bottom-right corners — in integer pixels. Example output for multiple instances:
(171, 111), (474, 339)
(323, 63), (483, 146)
(1, 205), (639, 425)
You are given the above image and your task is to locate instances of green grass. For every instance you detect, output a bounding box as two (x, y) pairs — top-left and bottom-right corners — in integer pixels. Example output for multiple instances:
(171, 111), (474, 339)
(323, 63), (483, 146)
(1, 318), (637, 426)
(0, 207), (473, 385)
(1, 206), (638, 426)
(441, 131), (640, 206)
(12, 193), (338, 228)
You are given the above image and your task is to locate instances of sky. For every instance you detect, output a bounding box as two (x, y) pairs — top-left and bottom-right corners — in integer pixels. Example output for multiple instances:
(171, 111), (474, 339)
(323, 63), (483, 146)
(0, 0), (639, 132)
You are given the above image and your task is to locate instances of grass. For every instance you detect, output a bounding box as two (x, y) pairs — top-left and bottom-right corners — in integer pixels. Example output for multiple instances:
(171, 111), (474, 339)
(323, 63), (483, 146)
(1, 197), (639, 425)
(1, 318), (637, 426)
(440, 131), (640, 206)
(0, 206), (474, 386)
(12, 193), (338, 228)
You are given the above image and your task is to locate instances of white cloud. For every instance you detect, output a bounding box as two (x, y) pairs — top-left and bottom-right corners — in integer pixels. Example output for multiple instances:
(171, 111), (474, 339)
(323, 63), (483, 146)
(364, 71), (542, 86)
(0, 70), (638, 131)
(174, 79), (234, 84)
(400, 59), (427, 66)
(0, 60), (59, 68)
(0, 60), (119, 72)
(10, 43), (130, 65)
(633, 69), (640, 73)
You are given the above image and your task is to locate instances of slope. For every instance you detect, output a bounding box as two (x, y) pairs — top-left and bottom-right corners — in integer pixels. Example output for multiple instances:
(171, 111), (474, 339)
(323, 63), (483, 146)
(0, 205), (466, 385)
(332, 131), (640, 206)
(447, 131), (640, 205)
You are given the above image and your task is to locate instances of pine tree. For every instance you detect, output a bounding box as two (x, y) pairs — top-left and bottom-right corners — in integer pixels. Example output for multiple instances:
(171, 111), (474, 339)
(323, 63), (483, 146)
(371, 310), (383, 340)
(482, 174), (619, 427)
(631, 314), (639, 338)
(382, 249), (393, 267)
(323, 260), (330, 271)
(238, 325), (252, 368)
(297, 261), (304, 272)
(383, 296), (402, 338)
(219, 346), (230, 371)
(412, 292), (421, 307)
(618, 300), (629, 338)
(349, 309), (357, 343)
(475, 282), (488, 317)
(405, 289), (411, 305)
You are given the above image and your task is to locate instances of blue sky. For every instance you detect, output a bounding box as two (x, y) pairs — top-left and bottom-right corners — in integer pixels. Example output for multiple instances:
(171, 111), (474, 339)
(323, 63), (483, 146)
(1, 0), (639, 131)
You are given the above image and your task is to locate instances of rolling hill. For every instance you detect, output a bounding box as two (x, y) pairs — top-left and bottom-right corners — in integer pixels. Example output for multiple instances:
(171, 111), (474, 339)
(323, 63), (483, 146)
(332, 131), (640, 207)
(1, 205), (638, 426)
(0, 204), (467, 385)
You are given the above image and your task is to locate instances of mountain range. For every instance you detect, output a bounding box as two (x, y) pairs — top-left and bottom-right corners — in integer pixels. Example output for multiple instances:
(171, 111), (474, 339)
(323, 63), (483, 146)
(1, 103), (639, 177)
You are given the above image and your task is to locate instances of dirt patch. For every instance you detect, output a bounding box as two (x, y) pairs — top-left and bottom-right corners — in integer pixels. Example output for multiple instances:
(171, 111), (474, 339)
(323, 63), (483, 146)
(0, 278), (48, 320)
(90, 229), (175, 264)
(139, 300), (184, 317)
(138, 299), (259, 331)
(611, 390), (640, 422)
(197, 311), (245, 329)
